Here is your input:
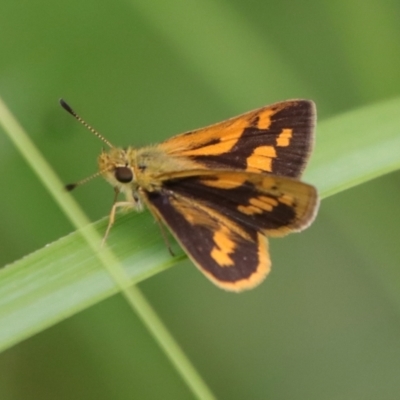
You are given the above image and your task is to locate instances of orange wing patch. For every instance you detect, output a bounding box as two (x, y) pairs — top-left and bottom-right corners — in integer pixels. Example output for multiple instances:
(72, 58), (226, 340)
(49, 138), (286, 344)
(238, 195), (279, 215)
(245, 145), (276, 172)
(210, 226), (236, 267)
(276, 128), (293, 147)
(160, 115), (249, 156)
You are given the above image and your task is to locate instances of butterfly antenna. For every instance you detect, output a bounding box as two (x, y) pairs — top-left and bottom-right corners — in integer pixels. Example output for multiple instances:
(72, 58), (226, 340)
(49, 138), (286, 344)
(65, 171), (104, 192)
(59, 98), (114, 148)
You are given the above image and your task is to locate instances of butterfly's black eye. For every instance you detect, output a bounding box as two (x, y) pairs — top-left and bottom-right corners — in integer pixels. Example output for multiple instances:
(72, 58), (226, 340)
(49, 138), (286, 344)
(115, 166), (133, 183)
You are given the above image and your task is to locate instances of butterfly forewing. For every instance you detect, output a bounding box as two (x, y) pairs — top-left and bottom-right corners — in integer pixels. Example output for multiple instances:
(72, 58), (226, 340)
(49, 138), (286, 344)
(160, 100), (315, 178)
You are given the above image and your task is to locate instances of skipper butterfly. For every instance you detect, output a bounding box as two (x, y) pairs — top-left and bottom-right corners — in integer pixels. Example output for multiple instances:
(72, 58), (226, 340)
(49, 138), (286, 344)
(61, 99), (318, 291)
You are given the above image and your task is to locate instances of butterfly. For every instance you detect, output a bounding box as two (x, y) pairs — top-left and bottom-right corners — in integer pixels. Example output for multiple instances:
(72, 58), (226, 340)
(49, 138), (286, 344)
(61, 99), (319, 291)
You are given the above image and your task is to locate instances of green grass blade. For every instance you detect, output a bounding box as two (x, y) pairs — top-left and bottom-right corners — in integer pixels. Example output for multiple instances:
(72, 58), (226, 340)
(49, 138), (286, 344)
(0, 212), (179, 348)
(0, 95), (400, 358)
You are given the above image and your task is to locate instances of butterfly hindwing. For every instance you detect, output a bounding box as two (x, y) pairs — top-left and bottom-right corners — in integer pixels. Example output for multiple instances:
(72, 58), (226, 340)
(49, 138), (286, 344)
(142, 170), (318, 291)
(155, 170), (319, 236)
(159, 100), (315, 178)
(143, 187), (271, 291)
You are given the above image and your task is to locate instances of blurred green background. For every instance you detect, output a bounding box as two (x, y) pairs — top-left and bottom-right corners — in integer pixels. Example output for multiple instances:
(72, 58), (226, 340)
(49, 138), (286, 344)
(1, 1), (400, 399)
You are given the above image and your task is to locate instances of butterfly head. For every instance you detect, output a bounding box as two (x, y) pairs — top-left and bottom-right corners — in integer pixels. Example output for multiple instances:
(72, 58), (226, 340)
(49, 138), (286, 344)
(98, 147), (138, 190)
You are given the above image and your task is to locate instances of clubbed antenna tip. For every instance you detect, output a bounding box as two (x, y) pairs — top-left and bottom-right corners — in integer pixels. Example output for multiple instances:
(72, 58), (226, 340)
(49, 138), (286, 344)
(59, 98), (74, 115)
(65, 183), (77, 191)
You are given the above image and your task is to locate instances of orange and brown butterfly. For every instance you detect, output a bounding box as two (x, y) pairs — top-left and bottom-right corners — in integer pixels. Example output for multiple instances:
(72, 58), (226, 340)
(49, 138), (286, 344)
(61, 99), (319, 292)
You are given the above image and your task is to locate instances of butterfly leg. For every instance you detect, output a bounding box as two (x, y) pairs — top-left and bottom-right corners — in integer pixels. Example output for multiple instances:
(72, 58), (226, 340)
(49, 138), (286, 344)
(102, 200), (134, 246)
